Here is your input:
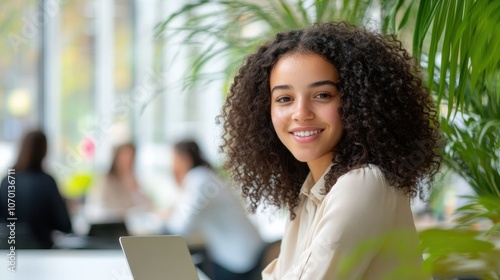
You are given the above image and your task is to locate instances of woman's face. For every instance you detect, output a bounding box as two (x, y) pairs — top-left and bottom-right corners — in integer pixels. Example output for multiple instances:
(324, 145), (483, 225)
(172, 149), (193, 186)
(270, 52), (343, 167)
(116, 146), (135, 174)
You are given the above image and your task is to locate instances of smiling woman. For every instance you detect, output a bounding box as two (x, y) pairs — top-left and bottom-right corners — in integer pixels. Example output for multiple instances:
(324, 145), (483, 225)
(220, 21), (441, 279)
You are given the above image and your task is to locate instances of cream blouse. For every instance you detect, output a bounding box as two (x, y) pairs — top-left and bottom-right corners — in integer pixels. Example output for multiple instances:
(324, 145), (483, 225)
(262, 165), (427, 280)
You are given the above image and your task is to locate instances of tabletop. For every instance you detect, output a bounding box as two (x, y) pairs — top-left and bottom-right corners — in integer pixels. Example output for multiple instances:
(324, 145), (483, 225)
(0, 249), (210, 280)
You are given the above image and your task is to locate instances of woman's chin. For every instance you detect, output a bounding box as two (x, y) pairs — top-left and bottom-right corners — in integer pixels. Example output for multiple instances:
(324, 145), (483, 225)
(289, 153), (314, 164)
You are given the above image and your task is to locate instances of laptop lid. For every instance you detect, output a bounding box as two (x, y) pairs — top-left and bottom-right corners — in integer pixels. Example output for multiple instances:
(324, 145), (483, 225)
(119, 235), (199, 280)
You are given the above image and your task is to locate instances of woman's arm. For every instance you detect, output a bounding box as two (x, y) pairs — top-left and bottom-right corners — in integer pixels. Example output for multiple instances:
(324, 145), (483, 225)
(165, 168), (212, 236)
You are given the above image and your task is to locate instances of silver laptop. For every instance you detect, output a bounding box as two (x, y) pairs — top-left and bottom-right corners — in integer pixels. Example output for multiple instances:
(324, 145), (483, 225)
(120, 235), (201, 280)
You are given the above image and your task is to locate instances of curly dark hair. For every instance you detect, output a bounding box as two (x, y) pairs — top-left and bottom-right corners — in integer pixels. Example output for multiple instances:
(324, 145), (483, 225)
(221, 21), (441, 217)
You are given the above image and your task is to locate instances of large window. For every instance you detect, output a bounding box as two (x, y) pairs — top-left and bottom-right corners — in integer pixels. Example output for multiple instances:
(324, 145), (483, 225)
(0, 0), (225, 203)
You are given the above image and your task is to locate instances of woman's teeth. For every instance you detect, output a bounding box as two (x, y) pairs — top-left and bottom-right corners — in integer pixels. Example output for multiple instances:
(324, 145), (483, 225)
(292, 130), (322, 137)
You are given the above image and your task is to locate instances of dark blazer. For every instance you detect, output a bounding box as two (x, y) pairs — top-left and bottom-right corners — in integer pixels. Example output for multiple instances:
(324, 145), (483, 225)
(0, 171), (72, 249)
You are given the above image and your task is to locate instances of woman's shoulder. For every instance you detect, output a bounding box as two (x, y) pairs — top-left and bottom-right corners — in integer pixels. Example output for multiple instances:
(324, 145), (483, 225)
(340, 164), (385, 178)
(323, 164), (400, 209)
(1, 171), (58, 192)
(332, 164), (392, 194)
(189, 165), (211, 174)
(185, 166), (225, 190)
(187, 166), (217, 181)
(11, 170), (57, 182)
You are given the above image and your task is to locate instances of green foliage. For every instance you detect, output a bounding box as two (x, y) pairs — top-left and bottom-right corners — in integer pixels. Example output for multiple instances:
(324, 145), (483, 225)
(339, 229), (432, 279)
(455, 196), (500, 236)
(403, 0), (500, 237)
(419, 228), (500, 279)
(155, 0), (394, 90)
(403, 2), (500, 276)
(441, 115), (500, 198)
(405, 0), (500, 118)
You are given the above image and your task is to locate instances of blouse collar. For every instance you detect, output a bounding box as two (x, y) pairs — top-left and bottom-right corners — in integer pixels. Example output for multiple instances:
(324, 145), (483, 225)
(299, 163), (333, 205)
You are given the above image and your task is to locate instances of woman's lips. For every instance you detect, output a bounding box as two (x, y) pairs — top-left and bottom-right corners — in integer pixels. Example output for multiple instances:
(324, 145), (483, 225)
(289, 129), (323, 143)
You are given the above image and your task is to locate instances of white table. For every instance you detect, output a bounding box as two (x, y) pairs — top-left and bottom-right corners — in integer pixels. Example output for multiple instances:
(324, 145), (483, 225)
(0, 250), (209, 280)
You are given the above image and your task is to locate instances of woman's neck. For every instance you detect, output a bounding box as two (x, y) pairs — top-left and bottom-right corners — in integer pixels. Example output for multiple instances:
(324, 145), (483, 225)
(307, 154), (334, 183)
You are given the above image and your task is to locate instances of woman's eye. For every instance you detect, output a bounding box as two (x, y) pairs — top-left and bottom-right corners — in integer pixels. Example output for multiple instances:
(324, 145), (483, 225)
(315, 92), (332, 99)
(276, 96), (292, 103)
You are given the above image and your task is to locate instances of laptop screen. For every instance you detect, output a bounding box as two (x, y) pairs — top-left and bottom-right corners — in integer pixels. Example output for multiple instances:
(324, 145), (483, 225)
(120, 235), (201, 280)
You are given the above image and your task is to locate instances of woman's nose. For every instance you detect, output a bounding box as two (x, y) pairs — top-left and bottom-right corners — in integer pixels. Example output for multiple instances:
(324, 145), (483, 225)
(292, 99), (314, 121)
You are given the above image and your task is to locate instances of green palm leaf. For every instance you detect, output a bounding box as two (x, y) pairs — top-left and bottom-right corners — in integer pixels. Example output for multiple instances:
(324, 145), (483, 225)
(405, 0), (500, 115)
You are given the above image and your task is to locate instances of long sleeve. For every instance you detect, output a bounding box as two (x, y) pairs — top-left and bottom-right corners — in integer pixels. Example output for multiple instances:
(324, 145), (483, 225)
(166, 167), (266, 273)
(263, 165), (423, 280)
(164, 169), (208, 236)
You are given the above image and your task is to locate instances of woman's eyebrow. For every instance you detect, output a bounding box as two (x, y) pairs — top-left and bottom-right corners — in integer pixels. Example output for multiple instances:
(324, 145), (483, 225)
(308, 80), (338, 88)
(271, 80), (337, 94)
(271, 84), (292, 94)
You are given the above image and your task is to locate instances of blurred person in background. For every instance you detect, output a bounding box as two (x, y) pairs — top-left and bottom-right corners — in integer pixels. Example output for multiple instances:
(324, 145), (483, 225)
(164, 140), (265, 280)
(85, 143), (150, 223)
(0, 130), (72, 249)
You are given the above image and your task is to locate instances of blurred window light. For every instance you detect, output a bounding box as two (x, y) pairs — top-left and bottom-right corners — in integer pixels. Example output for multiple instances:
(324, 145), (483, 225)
(0, 1), (39, 141)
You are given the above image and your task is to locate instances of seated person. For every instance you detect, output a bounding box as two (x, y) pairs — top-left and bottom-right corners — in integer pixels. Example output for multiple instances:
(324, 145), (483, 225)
(85, 143), (149, 223)
(164, 140), (265, 280)
(0, 130), (72, 249)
